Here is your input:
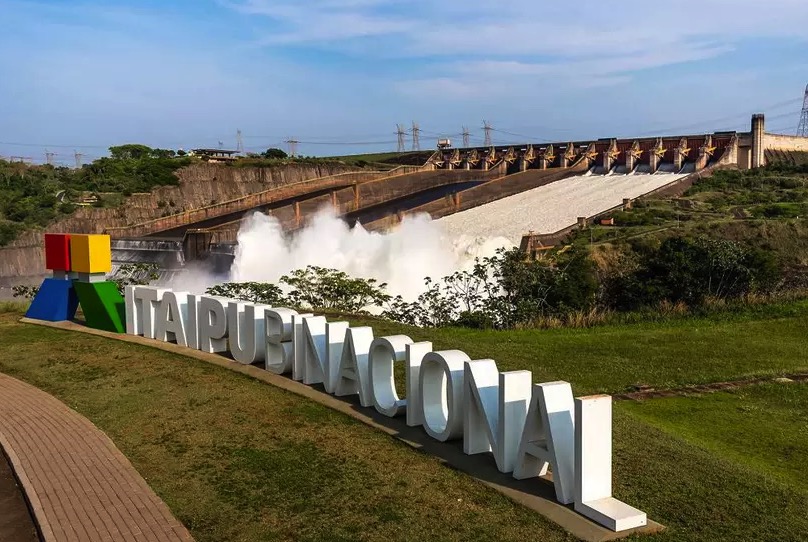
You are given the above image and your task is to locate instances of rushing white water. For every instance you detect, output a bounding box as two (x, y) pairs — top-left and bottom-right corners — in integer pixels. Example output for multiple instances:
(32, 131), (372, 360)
(438, 171), (686, 243)
(170, 170), (685, 299)
(227, 208), (513, 300)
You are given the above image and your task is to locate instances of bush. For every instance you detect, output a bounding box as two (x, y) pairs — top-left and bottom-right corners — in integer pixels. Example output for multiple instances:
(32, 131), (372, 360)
(206, 267), (390, 314)
(206, 282), (286, 306)
(612, 236), (782, 310)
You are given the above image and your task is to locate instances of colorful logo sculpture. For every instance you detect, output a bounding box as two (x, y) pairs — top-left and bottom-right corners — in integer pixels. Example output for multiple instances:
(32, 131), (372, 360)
(25, 233), (126, 333)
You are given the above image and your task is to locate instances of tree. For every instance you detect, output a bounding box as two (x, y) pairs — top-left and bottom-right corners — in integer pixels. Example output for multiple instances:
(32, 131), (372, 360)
(108, 144), (153, 160)
(150, 148), (176, 159)
(281, 266), (390, 312)
(262, 148), (288, 160)
(111, 263), (160, 295)
(206, 282), (286, 306)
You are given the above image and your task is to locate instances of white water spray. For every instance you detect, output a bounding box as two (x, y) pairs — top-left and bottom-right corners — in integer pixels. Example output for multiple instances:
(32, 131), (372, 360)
(228, 208), (512, 300)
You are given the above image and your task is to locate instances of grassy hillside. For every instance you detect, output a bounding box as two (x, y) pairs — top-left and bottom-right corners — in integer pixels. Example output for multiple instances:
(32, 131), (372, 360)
(2, 305), (808, 541)
(577, 160), (808, 267)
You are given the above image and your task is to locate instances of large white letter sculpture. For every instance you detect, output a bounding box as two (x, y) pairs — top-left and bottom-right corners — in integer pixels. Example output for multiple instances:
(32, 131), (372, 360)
(228, 302), (268, 364)
(513, 381), (576, 504)
(405, 342), (432, 427)
(324, 322), (349, 393)
(291, 313), (314, 381)
(463, 360), (532, 473)
(420, 350), (469, 441)
(369, 335), (412, 417)
(198, 296), (228, 353)
(154, 291), (190, 347)
(302, 316), (328, 386)
(126, 286), (168, 339)
(574, 395), (646, 531)
(335, 327), (375, 407)
(264, 308), (297, 374)
(121, 290), (650, 533)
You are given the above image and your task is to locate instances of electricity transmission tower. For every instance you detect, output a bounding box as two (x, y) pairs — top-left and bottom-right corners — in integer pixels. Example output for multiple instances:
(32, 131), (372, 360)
(236, 129), (244, 153)
(218, 140), (224, 149)
(411, 121), (420, 151)
(798, 84), (808, 137)
(44, 150), (56, 166)
(396, 124), (407, 153)
(483, 120), (493, 147)
(74, 150), (83, 169)
(285, 138), (299, 157)
(462, 126), (470, 148)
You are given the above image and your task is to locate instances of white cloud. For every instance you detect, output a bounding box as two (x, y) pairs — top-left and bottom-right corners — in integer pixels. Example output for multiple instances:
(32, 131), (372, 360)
(226, 0), (808, 53)
(221, 0), (808, 100)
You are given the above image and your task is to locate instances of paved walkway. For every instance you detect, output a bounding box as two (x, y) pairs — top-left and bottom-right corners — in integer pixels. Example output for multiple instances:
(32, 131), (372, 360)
(0, 373), (193, 542)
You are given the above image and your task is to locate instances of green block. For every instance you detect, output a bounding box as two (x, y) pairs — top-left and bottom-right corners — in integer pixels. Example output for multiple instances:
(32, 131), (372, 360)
(74, 281), (126, 333)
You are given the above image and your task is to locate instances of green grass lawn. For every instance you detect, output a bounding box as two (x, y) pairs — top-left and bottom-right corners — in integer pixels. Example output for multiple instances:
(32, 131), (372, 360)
(1, 307), (808, 541)
(344, 305), (808, 395)
(622, 381), (808, 493)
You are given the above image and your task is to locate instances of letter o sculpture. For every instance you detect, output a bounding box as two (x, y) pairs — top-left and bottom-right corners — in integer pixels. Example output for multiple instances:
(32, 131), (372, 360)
(420, 350), (470, 441)
(369, 335), (412, 417)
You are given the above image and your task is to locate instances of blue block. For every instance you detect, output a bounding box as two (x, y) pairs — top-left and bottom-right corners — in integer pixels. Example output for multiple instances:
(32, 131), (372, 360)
(25, 278), (79, 322)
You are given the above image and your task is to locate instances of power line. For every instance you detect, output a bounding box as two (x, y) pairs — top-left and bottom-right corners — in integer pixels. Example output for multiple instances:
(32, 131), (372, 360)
(395, 124), (407, 153)
(411, 121), (420, 151)
(491, 127), (554, 143)
(798, 84), (808, 137)
(296, 139), (398, 145)
(636, 96), (805, 136)
(462, 126), (470, 148)
(0, 141), (109, 149)
(44, 150), (56, 166)
(483, 120), (493, 147)
(74, 150), (83, 169)
(236, 129), (244, 153)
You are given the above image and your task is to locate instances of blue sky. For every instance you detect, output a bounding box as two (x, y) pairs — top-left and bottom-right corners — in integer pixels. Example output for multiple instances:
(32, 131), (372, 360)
(1, 0), (807, 164)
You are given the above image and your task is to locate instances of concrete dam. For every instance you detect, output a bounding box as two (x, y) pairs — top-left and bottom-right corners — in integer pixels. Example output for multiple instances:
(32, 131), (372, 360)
(107, 116), (789, 278)
(3, 113), (804, 291)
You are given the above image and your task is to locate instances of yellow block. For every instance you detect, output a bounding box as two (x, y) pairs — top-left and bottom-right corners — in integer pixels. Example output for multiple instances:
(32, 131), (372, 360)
(69, 234), (112, 274)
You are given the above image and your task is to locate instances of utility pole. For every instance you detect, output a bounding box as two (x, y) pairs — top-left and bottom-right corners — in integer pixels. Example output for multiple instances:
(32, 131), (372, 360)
(395, 124), (407, 153)
(798, 84), (808, 137)
(411, 121), (420, 151)
(483, 120), (493, 147)
(236, 129), (244, 153)
(462, 126), (470, 148)
(74, 150), (83, 169)
(44, 150), (56, 166)
(285, 138), (299, 157)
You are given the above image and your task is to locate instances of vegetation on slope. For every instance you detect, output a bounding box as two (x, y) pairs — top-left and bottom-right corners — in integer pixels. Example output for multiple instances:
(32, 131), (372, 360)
(0, 145), (192, 245)
(0, 144), (430, 246)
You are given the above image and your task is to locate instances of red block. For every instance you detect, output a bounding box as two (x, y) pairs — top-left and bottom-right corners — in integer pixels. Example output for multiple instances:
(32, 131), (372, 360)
(44, 233), (71, 271)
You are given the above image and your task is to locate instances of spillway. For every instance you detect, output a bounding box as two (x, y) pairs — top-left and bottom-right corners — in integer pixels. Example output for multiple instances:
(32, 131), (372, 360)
(110, 238), (231, 285)
(437, 171), (687, 243)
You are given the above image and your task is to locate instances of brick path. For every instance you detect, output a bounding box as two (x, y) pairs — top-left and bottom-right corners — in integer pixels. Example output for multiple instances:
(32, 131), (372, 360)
(0, 373), (193, 542)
